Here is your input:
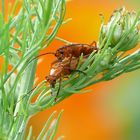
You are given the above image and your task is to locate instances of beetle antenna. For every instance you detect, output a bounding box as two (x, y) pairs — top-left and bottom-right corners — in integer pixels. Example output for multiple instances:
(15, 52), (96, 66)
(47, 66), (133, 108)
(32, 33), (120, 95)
(28, 52), (56, 64)
(15, 86), (37, 105)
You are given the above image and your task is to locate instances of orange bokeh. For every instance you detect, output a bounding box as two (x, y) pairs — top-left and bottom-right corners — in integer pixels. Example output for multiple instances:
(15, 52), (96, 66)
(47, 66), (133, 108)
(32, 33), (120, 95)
(2, 0), (139, 140)
(29, 1), (138, 140)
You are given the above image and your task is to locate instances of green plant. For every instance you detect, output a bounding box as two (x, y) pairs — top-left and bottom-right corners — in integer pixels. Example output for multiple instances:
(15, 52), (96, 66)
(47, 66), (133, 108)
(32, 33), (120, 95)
(0, 0), (65, 139)
(0, 1), (140, 139)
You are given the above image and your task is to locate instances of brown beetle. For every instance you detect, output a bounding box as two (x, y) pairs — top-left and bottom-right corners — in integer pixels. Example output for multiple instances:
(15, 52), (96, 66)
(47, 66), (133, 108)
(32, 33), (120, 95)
(30, 41), (98, 65)
(28, 41), (98, 100)
(46, 56), (87, 99)
(54, 41), (97, 61)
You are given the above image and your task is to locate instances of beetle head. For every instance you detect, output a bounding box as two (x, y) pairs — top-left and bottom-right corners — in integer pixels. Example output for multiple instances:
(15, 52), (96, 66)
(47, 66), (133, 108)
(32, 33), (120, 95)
(46, 75), (56, 88)
(55, 49), (65, 60)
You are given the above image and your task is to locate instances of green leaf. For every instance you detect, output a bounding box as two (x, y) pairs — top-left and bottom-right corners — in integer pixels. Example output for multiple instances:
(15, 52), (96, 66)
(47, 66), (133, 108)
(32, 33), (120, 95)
(37, 111), (57, 140)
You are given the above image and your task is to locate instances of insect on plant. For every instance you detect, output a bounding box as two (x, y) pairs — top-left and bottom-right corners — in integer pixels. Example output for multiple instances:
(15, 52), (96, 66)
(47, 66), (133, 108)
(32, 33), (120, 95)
(21, 56), (88, 102)
(31, 41), (98, 65)
(46, 56), (88, 100)
(29, 42), (98, 100)
(53, 41), (98, 63)
(27, 42), (98, 100)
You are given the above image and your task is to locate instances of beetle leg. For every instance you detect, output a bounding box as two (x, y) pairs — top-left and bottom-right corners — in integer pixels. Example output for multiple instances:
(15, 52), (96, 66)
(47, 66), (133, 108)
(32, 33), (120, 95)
(90, 41), (96, 47)
(45, 76), (54, 96)
(70, 69), (87, 76)
(84, 54), (90, 58)
(90, 41), (98, 51)
(68, 54), (73, 66)
(63, 66), (87, 76)
(63, 76), (69, 79)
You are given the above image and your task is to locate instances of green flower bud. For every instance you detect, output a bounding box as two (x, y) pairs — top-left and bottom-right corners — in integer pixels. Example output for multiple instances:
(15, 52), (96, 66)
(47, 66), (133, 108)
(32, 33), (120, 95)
(99, 7), (140, 52)
(112, 23), (123, 45)
(100, 48), (113, 68)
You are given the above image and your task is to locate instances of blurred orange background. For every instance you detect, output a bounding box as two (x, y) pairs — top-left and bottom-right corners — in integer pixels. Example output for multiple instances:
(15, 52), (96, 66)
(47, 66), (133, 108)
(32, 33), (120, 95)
(29, 1), (140, 140)
(2, 0), (140, 140)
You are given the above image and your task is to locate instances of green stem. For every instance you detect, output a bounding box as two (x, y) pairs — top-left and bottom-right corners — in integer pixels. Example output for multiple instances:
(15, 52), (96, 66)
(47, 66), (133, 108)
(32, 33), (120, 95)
(8, 57), (38, 139)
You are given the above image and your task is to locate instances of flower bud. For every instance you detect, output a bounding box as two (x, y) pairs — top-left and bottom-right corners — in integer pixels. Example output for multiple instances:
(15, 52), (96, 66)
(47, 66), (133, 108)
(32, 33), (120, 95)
(100, 48), (113, 68)
(112, 23), (123, 45)
(99, 7), (140, 52)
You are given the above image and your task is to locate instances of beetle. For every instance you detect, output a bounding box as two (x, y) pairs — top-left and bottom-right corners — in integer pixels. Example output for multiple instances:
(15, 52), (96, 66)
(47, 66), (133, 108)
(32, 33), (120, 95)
(28, 41), (98, 100)
(54, 41), (97, 62)
(46, 56), (88, 100)
(29, 41), (98, 65)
